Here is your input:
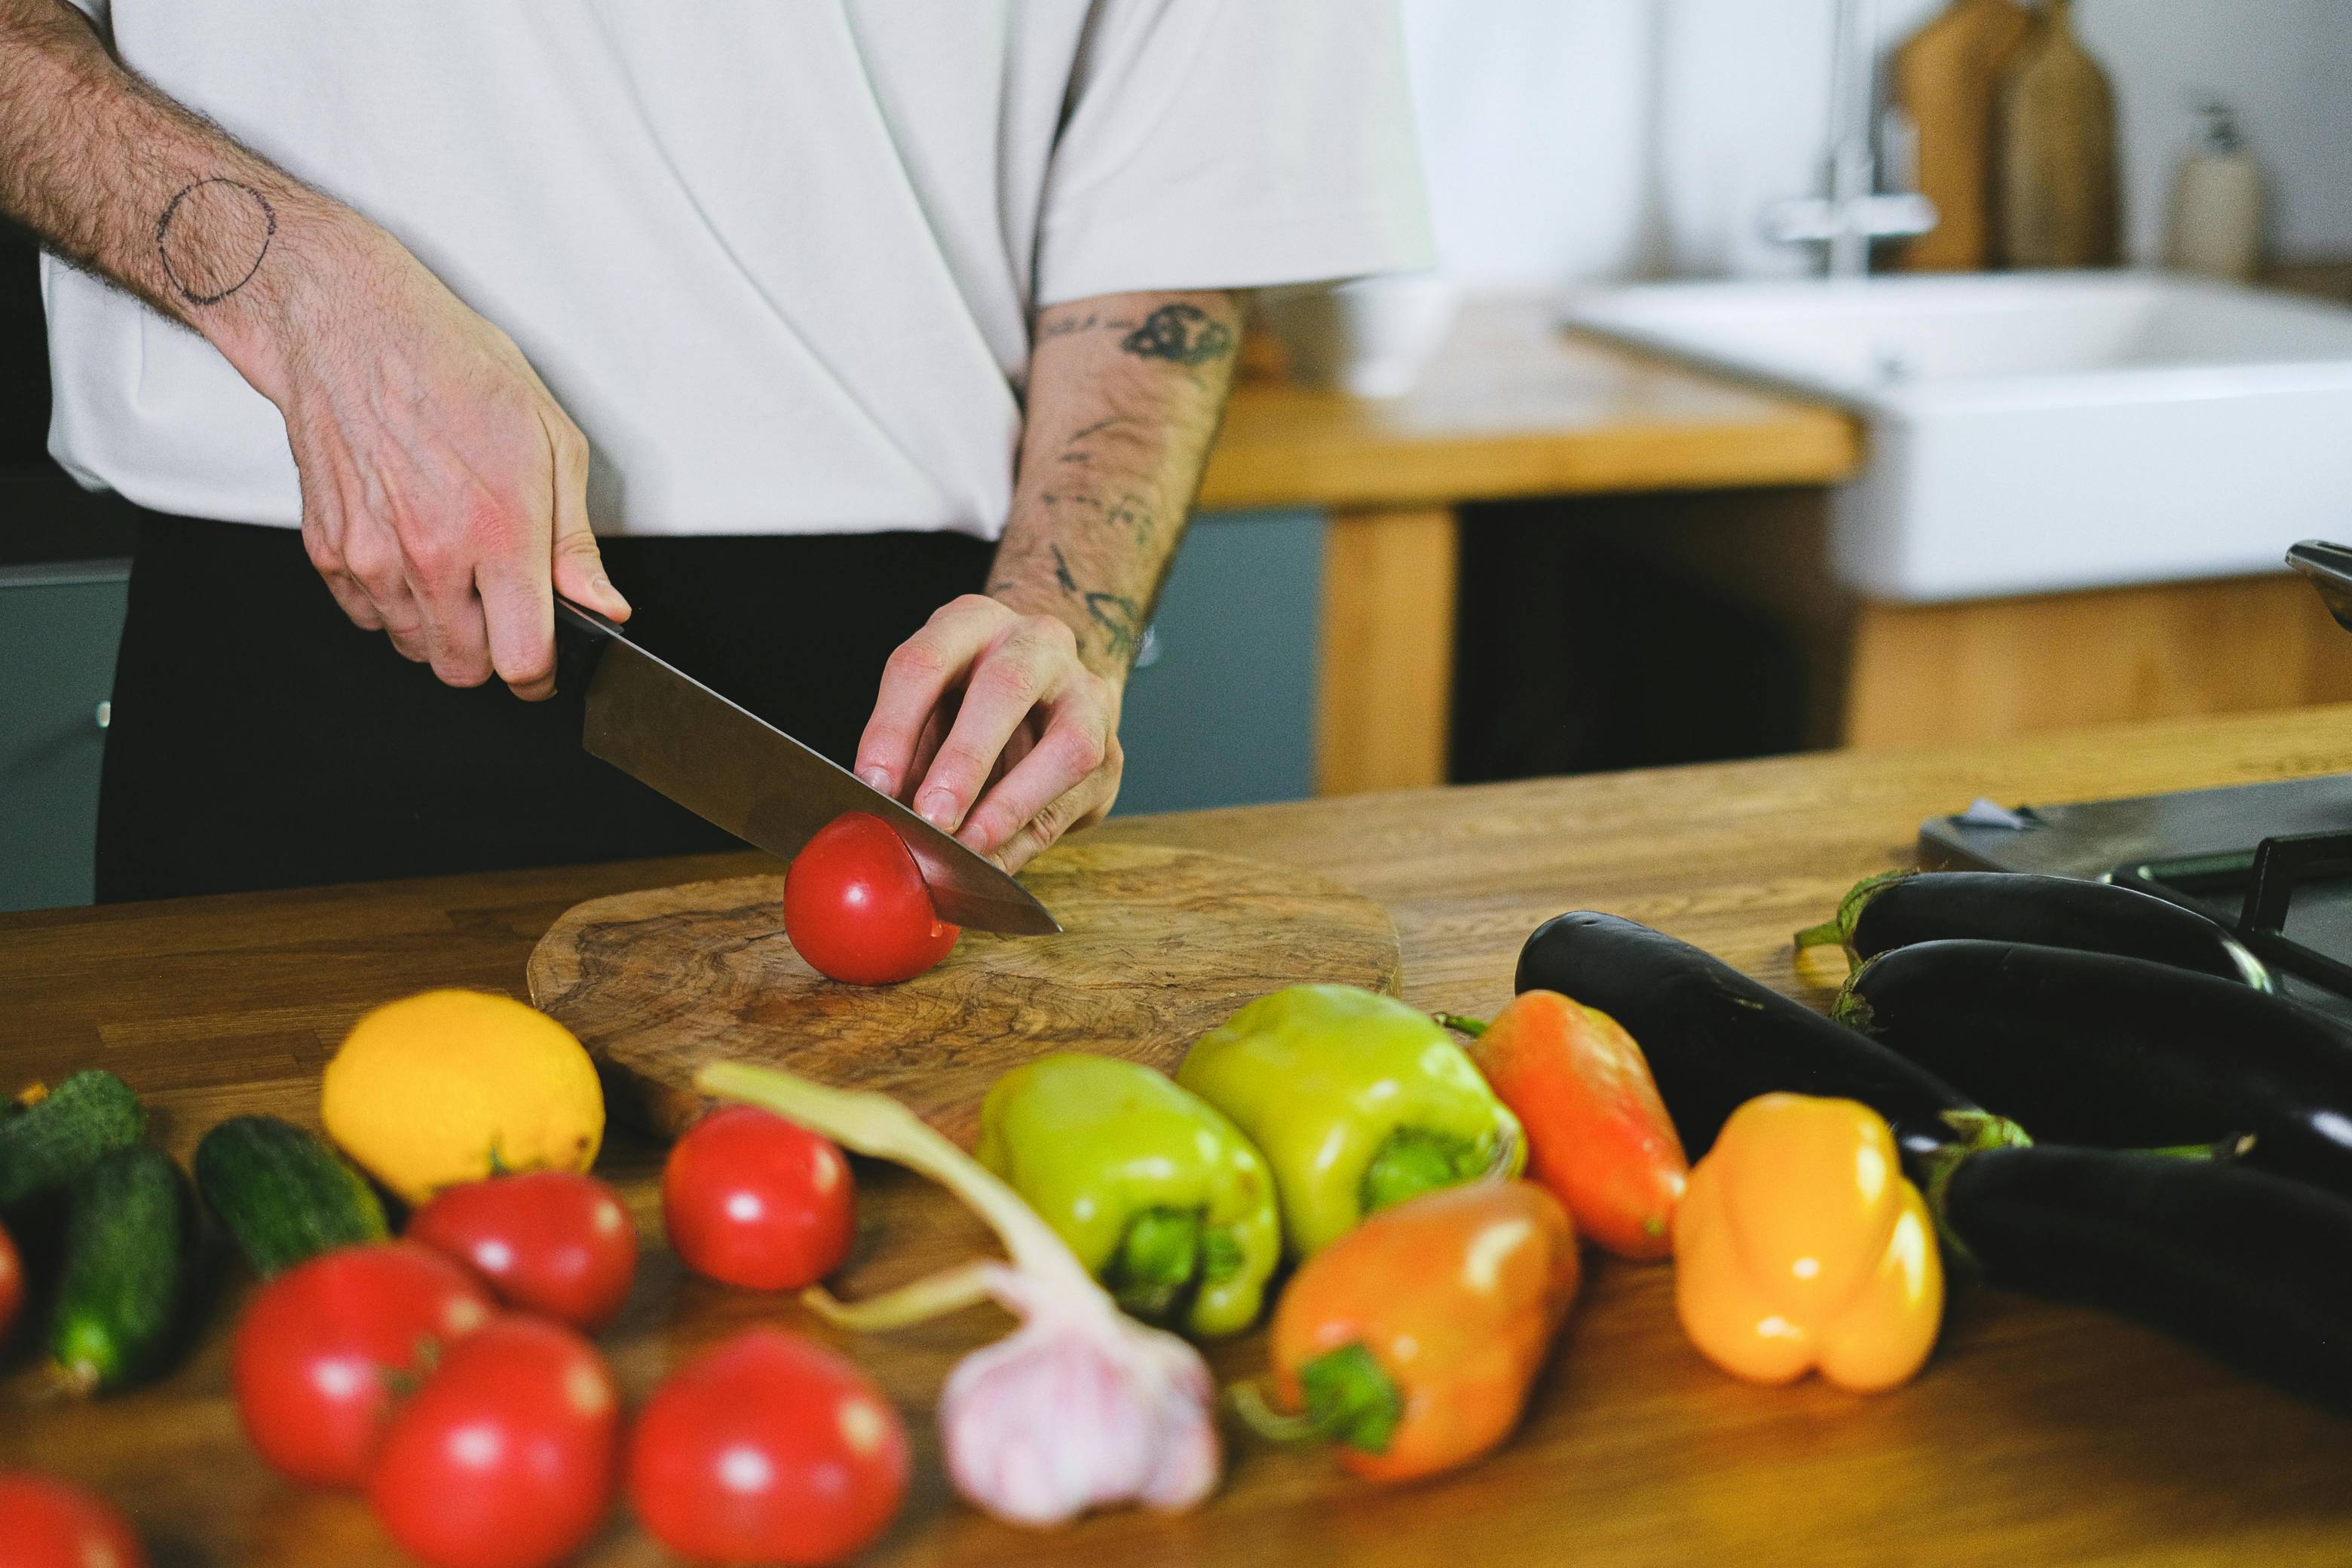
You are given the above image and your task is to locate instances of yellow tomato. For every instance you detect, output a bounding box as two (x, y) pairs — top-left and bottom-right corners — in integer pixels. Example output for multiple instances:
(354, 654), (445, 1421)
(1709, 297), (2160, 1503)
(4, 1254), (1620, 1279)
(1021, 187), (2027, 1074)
(322, 989), (604, 1205)
(1673, 1092), (1942, 1393)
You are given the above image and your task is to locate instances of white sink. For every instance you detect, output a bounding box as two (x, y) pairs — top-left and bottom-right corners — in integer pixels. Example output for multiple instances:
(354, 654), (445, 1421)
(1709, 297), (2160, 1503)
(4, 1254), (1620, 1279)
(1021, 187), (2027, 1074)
(1563, 271), (2352, 602)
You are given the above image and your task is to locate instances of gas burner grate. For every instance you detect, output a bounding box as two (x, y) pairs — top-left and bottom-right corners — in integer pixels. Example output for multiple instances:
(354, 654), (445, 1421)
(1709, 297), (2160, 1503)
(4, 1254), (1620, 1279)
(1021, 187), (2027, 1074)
(2116, 828), (2352, 997)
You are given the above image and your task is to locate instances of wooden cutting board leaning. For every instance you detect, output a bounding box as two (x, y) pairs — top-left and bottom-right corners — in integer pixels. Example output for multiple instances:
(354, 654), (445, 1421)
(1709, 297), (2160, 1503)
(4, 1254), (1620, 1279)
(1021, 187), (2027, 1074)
(1993, 0), (2120, 267)
(527, 841), (1403, 1144)
(1892, 0), (2032, 271)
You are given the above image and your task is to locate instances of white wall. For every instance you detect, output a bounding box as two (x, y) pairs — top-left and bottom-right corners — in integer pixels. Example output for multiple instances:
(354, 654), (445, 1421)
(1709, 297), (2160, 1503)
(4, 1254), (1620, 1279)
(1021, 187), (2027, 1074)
(1400, 0), (2352, 287)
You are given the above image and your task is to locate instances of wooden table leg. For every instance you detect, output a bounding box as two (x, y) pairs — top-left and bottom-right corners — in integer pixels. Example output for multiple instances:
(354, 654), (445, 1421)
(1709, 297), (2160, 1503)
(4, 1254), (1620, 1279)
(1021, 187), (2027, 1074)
(1315, 505), (1460, 795)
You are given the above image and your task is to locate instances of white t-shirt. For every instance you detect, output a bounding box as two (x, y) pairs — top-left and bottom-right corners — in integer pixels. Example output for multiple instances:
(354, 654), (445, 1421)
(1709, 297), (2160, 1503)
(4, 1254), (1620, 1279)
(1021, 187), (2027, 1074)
(44, 2), (1433, 537)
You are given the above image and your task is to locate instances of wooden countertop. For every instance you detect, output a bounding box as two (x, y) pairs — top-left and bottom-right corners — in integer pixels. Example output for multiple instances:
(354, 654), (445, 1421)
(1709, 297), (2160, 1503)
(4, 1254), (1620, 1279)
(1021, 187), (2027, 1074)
(1196, 295), (1863, 511)
(9, 706), (2352, 1566)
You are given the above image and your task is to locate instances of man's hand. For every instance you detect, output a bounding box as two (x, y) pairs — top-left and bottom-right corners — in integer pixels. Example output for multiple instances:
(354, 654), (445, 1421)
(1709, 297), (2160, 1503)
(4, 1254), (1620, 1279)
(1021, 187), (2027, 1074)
(262, 228), (631, 700)
(854, 594), (1123, 874)
(0, 1), (627, 700)
(855, 289), (1239, 874)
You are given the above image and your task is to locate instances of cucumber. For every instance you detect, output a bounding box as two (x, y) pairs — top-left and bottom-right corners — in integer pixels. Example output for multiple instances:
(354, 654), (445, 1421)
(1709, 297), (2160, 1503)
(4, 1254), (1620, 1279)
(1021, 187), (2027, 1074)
(195, 1115), (389, 1277)
(0, 1070), (148, 1211)
(50, 1144), (190, 1394)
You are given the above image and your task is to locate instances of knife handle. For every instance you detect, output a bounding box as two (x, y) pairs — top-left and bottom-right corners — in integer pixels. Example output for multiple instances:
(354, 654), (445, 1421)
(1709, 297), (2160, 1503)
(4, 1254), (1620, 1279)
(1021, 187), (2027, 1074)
(553, 595), (623, 697)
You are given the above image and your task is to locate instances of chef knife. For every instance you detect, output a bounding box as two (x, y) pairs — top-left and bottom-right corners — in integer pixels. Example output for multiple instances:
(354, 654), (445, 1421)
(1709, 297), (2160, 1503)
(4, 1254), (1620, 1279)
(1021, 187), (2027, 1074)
(552, 596), (1060, 936)
(2288, 540), (2352, 635)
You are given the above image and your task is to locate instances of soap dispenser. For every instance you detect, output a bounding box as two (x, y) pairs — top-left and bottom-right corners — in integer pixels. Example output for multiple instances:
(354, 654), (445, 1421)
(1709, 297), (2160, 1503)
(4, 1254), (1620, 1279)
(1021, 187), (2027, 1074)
(2165, 100), (2265, 282)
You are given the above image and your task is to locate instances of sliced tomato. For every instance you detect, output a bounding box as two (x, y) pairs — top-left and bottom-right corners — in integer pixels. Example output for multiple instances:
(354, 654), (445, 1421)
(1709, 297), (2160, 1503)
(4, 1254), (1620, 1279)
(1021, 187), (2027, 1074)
(783, 811), (959, 985)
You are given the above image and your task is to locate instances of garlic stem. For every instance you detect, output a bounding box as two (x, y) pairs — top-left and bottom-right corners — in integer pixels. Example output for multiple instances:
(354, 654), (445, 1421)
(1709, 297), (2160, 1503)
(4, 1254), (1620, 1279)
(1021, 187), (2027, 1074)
(694, 1061), (1095, 1293)
(803, 1260), (1009, 1332)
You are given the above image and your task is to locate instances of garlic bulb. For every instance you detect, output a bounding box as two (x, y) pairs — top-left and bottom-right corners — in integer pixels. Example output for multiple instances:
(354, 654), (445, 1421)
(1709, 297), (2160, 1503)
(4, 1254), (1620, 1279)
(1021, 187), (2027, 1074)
(939, 1264), (1218, 1526)
(695, 1061), (1222, 1527)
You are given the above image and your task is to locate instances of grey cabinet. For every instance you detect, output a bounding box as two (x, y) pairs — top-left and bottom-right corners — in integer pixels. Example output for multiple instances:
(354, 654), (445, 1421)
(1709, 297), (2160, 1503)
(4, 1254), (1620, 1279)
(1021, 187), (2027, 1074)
(1, 561), (128, 911)
(0, 510), (1325, 911)
(1113, 508), (1321, 816)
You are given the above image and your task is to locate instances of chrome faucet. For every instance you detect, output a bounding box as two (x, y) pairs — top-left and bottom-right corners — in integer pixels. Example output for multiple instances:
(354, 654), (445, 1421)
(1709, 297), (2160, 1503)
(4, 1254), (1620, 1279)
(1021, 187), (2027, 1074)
(1763, 0), (1938, 277)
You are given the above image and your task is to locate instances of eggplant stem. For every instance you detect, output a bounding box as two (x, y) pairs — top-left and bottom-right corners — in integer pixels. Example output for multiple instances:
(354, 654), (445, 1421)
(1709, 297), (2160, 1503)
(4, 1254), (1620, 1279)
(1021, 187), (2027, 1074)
(801, 1259), (1010, 1331)
(1791, 919), (1849, 954)
(695, 1061), (1095, 1293)
(2137, 1134), (2257, 1162)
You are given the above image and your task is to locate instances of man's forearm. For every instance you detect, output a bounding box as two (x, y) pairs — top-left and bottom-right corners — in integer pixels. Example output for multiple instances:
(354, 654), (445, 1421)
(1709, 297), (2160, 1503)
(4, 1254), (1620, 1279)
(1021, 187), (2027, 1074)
(988, 289), (1243, 680)
(0, 0), (356, 397)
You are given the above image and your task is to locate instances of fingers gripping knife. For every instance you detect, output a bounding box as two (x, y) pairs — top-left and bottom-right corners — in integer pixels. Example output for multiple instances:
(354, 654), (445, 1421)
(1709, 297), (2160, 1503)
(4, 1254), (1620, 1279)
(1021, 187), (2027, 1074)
(550, 597), (1060, 936)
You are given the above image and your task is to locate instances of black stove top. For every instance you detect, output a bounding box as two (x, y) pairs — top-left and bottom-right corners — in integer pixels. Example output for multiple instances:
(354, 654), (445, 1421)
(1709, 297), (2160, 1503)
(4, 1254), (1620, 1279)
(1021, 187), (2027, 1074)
(1919, 772), (2352, 1021)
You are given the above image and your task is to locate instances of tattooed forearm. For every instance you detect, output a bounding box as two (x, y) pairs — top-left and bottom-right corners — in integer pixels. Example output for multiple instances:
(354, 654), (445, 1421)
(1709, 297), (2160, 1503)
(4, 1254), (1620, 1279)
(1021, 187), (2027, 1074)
(155, 176), (274, 305)
(1033, 304), (1236, 371)
(1119, 303), (1234, 366)
(0, 0), (360, 383)
(987, 289), (1242, 677)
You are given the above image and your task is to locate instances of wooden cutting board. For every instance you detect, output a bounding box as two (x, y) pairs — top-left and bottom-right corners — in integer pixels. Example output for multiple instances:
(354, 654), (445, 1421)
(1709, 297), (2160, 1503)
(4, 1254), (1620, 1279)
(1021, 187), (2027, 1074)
(526, 841), (1402, 1143)
(1892, 0), (2032, 271)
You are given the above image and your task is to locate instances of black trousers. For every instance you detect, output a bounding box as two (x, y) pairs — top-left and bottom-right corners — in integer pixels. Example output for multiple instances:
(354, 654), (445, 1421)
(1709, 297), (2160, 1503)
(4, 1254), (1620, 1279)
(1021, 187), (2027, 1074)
(95, 513), (991, 902)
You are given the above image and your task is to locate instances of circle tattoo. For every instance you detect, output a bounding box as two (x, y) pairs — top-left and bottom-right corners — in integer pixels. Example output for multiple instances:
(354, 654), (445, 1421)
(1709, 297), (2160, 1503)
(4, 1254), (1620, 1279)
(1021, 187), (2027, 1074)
(155, 177), (277, 306)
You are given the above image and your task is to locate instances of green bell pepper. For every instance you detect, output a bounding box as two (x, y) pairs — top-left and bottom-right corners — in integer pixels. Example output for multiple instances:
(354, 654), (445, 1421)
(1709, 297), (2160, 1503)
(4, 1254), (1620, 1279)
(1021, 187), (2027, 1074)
(1177, 984), (1524, 1258)
(975, 1053), (1282, 1337)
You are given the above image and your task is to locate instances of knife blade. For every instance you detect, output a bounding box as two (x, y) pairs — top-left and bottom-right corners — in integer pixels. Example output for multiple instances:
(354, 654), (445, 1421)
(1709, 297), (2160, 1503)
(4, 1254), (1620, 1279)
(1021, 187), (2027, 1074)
(553, 597), (1060, 936)
(2288, 540), (2352, 635)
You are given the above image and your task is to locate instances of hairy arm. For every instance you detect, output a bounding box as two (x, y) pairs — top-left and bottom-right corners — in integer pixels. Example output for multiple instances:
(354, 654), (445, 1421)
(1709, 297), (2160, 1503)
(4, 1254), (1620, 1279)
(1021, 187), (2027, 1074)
(856, 289), (1242, 871)
(0, 0), (629, 695)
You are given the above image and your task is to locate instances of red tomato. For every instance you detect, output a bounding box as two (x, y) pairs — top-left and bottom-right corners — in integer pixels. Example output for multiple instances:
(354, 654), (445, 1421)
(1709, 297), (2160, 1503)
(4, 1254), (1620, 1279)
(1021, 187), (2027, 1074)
(0, 1218), (21, 1343)
(409, 1171), (639, 1332)
(0, 1471), (149, 1568)
(232, 1241), (495, 1488)
(783, 811), (959, 985)
(369, 1315), (620, 1568)
(628, 1329), (908, 1566)
(663, 1106), (855, 1291)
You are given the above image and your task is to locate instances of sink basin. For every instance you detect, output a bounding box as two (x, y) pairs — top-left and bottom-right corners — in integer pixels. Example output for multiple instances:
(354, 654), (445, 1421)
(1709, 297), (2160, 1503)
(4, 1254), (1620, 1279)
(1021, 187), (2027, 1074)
(1563, 271), (2352, 602)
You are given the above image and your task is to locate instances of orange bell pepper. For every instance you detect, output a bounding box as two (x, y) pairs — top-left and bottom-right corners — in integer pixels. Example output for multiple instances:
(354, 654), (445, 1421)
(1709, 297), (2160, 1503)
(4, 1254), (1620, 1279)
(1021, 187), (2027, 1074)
(1446, 991), (1688, 1259)
(1235, 1181), (1579, 1483)
(1674, 1092), (1942, 1393)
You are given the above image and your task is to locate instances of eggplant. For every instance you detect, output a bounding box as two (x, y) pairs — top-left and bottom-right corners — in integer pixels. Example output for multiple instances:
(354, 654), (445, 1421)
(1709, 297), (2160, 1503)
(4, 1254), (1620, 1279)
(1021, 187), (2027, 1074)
(1514, 911), (2027, 1165)
(1837, 939), (2352, 1199)
(1797, 871), (2270, 988)
(1934, 1144), (2352, 1413)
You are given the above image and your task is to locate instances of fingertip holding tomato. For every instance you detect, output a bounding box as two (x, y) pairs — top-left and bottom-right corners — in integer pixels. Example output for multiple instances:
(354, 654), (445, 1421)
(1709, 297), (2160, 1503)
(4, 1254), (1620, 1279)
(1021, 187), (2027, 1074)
(232, 1240), (495, 1489)
(663, 1105), (856, 1291)
(0, 1471), (149, 1568)
(409, 1171), (639, 1332)
(369, 1315), (621, 1568)
(628, 1328), (909, 1566)
(784, 812), (959, 985)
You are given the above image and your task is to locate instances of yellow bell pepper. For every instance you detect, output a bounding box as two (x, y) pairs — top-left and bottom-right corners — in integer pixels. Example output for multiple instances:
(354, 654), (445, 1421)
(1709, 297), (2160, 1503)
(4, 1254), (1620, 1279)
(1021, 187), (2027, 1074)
(1673, 1092), (1942, 1393)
